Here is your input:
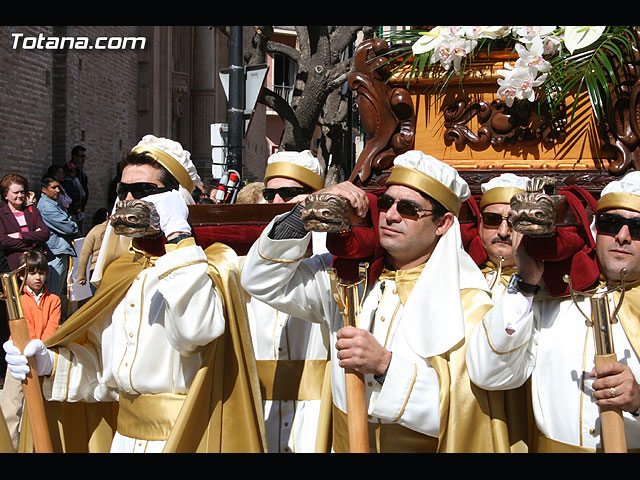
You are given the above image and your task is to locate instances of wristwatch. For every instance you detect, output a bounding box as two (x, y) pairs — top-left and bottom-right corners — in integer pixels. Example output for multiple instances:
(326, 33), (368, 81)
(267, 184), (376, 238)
(165, 233), (191, 244)
(506, 273), (540, 296)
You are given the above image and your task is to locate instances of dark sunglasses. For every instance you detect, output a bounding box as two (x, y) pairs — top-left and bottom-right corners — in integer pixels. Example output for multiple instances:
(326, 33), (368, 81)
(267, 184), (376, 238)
(262, 187), (311, 201)
(481, 212), (512, 228)
(377, 194), (434, 218)
(116, 182), (172, 201)
(596, 212), (640, 239)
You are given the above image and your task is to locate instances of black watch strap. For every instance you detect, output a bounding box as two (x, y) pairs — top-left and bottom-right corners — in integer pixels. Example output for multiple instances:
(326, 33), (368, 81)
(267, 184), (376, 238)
(507, 274), (540, 295)
(166, 233), (191, 244)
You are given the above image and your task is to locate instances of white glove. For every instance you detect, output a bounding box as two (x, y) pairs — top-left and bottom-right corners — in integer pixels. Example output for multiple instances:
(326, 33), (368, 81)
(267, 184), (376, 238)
(3, 339), (54, 380)
(145, 190), (191, 238)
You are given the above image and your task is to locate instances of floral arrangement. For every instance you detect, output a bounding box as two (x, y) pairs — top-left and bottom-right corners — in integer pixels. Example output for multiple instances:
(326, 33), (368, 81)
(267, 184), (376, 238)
(379, 26), (638, 124)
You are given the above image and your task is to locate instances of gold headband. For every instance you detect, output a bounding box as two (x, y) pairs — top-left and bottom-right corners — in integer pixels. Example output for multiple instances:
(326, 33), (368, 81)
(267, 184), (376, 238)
(131, 144), (194, 193)
(264, 162), (324, 191)
(480, 187), (526, 209)
(386, 165), (462, 216)
(597, 192), (640, 214)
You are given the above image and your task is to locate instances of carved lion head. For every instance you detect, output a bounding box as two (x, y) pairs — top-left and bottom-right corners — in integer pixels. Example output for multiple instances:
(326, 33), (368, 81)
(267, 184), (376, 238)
(110, 199), (161, 237)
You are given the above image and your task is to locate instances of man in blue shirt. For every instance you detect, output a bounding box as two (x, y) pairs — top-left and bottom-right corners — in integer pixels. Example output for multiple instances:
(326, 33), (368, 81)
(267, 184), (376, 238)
(37, 175), (78, 304)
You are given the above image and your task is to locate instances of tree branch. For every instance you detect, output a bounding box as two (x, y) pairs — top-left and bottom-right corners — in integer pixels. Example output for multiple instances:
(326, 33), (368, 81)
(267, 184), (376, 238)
(266, 41), (301, 62)
(259, 88), (299, 127)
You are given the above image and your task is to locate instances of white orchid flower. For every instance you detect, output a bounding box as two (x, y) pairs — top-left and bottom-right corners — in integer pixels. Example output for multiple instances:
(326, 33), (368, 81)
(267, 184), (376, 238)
(515, 36), (552, 73)
(462, 26), (510, 40)
(431, 34), (477, 72)
(514, 26), (558, 45)
(564, 26), (606, 54)
(411, 26), (449, 55)
(497, 63), (547, 106)
(542, 35), (562, 55)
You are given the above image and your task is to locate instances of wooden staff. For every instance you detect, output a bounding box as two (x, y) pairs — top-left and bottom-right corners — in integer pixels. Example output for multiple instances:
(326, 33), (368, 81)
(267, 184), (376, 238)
(0, 267), (53, 453)
(329, 264), (370, 453)
(565, 273), (627, 453)
(590, 291), (627, 453)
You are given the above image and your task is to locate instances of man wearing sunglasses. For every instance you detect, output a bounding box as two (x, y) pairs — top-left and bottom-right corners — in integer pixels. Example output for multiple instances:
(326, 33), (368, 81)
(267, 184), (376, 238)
(468, 170), (640, 452)
(477, 174), (530, 298)
(4, 135), (263, 452)
(243, 150), (332, 452)
(242, 150), (513, 452)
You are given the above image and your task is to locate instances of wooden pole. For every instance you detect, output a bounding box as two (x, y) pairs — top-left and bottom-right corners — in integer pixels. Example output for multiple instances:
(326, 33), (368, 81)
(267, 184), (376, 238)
(590, 292), (627, 453)
(1, 271), (53, 453)
(595, 353), (627, 453)
(339, 276), (369, 453)
(564, 274), (628, 453)
(344, 369), (369, 452)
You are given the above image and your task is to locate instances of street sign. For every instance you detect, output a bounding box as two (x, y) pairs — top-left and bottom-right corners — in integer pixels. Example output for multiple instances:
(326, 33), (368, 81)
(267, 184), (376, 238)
(219, 64), (268, 136)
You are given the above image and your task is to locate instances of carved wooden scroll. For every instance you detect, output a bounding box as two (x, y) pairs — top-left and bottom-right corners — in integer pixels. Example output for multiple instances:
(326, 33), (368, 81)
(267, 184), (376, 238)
(347, 38), (416, 186)
(599, 30), (640, 175)
(443, 99), (568, 151)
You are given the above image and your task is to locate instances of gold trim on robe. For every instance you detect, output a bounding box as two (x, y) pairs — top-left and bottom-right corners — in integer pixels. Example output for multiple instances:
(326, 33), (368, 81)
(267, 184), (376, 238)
(18, 238), (266, 453)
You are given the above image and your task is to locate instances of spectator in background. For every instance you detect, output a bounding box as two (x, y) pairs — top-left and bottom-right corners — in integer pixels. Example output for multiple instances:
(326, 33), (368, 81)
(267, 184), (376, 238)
(62, 163), (85, 225)
(204, 183), (218, 202)
(77, 208), (109, 295)
(1, 250), (60, 450)
(0, 174), (50, 271)
(236, 182), (266, 204)
(37, 175), (78, 302)
(66, 145), (89, 230)
(46, 164), (73, 212)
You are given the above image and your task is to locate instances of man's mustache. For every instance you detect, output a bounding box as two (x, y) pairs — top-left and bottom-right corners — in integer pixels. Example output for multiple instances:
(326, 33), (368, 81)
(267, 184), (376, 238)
(491, 236), (512, 245)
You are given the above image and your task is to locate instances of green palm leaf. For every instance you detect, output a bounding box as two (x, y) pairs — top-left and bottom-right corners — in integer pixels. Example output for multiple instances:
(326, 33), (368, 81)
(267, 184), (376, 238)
(538, 26), (636, 123)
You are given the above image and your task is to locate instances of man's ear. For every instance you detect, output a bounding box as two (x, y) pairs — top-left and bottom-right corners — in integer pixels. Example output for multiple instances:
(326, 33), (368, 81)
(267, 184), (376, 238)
(435, 211), (455, 236)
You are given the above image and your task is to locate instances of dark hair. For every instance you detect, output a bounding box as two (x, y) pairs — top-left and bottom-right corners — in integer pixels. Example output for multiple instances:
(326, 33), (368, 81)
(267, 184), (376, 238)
(40, 175), (59, 190)
(119, 151), (180, 191)
(18, 250), (49, 275)
(71, 145), (86, 156)
(0, 173), (28, 199)
(92, 208), (109, 227)
(420, 192), (448, 221)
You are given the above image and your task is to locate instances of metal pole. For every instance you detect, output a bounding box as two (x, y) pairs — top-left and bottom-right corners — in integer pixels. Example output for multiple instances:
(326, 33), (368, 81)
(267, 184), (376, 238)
(227, 26), (244, 175)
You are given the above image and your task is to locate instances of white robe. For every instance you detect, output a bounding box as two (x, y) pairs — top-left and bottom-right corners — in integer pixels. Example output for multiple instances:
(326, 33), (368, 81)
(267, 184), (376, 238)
(42, 243), (226, 452)
(247, 297), (330, 452)
(242, 227), (453, 437)
(467, 290), (640, 449)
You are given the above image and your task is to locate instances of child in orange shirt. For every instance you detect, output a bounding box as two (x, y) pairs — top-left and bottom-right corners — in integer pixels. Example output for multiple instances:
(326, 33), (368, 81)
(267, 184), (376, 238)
(0, 250), (60, 450)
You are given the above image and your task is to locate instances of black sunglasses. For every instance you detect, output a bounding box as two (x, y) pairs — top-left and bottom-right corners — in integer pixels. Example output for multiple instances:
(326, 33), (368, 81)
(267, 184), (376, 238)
(596, 212), (640, 239)
(116, 182), (172, 201)
(481, 212), (512, 228)
(377, 194), (434, 218)
(262, 186), (311, 201)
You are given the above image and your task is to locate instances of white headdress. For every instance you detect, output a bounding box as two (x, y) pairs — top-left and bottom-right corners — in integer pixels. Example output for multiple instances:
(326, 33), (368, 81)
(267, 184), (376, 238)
(387, 151), (489, 358)
(480, 173), (530, 209)
(131, 135), (203, 204)
(591, 170), (640, 239)
(91, 135), (201, 286)
(264, 150), (324, 191)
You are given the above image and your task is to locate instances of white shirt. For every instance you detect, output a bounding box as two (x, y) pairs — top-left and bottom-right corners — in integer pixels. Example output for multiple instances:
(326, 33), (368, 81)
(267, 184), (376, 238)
(43, 243), (225, 452)
(241, 230), (442, 437)
(467, 290), (640, 449)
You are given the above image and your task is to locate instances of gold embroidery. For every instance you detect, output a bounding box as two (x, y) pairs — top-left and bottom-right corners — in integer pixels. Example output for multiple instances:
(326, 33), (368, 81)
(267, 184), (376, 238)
(480, 317), (531, 355)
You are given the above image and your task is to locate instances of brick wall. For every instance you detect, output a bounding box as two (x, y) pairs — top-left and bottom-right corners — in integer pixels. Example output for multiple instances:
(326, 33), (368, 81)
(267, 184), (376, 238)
(0, 26), (140, 235)
(0, 26), (55, 191)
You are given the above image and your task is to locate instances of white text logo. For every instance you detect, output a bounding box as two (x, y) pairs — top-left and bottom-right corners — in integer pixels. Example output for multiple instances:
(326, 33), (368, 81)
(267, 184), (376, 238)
(11, 33), (147, 50)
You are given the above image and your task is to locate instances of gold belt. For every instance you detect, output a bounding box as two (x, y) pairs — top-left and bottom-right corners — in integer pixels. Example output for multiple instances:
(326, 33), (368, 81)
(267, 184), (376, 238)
(256, 359), (327, 401)
(117, 391), (186, 441)
(536, 431), (640, 453)
(332, 404), (438, 453)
